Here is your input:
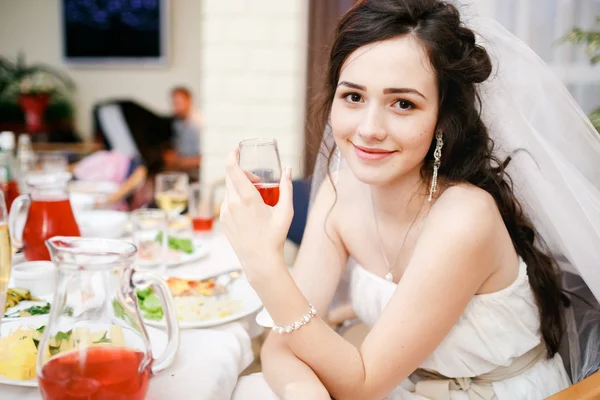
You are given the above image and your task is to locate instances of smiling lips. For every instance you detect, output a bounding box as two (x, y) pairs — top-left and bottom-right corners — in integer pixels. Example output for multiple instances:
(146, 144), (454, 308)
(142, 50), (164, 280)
(352, 143), (397, 161)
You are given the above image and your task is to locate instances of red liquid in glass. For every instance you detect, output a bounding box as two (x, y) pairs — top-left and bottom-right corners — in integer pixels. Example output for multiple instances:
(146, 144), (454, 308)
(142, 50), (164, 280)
(39, 346), (151, 400)
(192, 216), (213, 232)
(255, 184), (280, 206)
(1, 180), (19, 210)
(22, 199), (81, 261)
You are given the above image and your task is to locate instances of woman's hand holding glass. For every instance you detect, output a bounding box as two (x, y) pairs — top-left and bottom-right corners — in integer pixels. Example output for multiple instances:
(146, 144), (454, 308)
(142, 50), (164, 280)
(220, 147), (293, 282)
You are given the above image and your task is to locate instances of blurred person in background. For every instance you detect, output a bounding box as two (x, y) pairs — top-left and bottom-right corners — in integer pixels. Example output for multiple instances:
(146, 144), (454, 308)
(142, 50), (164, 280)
(165, 86), (202, 181)
(71, 150), (147, 210)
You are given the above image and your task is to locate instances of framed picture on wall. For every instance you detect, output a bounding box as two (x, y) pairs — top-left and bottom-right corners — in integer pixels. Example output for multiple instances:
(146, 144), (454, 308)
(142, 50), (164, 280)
(61, 0), (170, 66)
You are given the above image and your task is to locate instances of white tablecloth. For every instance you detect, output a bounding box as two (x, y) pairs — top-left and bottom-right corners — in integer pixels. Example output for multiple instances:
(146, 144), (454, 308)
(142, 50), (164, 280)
(0, 233), (259, 400)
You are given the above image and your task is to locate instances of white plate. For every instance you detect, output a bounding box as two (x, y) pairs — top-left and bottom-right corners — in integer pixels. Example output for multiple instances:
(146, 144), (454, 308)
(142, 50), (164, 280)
(145, 278), (263, 329)
(255, 308), (274, 328)
(3, 294), (53, 321)
(137, 238), (210, 268)
(0, 317), (169, 388)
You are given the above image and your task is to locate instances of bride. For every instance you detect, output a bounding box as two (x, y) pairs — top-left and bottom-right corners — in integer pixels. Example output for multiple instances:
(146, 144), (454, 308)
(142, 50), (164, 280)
(222, 0), (600, 399)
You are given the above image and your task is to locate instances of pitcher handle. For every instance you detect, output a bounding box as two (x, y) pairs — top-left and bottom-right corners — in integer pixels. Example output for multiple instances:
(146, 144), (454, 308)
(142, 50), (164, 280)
(133, 271), (180, 375)
(8, 194), (30, 249)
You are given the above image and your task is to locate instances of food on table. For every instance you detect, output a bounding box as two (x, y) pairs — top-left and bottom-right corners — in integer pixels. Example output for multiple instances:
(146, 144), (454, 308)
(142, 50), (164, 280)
(173, 295), (243, 322)
(0, 325), (124, 381)
(0, 327), (39, 380)
(4, 288), (40, 311)
(3, 287), (51, 318)
(136, 277), (243, 323)
(136, 287), (164, 321)
(137, 234), (197, 262)
(156, 233), (195, 254)
(166, 277), (222, 297)
(4, 303), (51, 319)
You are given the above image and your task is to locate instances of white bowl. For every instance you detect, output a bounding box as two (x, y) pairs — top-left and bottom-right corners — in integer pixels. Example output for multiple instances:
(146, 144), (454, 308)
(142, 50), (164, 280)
(68, 181), (120, 212)
(11, 261), (57, 296)
(75, 210), (129, 238)
(69, 192), (97, 211)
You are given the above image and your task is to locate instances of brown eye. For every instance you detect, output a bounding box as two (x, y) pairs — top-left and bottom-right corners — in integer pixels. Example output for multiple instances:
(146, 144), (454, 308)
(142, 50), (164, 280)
(349, 93), (362, 102)
(395, 99), (414, 111)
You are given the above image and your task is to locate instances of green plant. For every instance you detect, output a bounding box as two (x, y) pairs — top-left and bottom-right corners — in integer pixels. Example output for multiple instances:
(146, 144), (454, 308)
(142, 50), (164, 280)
(0, 53), (75, 102)
(564, 16), (600, 131)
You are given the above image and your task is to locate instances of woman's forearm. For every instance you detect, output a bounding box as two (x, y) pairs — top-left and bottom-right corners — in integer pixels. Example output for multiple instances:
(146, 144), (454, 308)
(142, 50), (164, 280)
(106, 166), (147, 204)
(261, 334), (330, 400)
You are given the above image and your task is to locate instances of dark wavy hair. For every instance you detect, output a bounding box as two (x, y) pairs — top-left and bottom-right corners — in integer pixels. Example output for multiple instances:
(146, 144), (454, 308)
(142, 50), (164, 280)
(309, 0), (569, 356)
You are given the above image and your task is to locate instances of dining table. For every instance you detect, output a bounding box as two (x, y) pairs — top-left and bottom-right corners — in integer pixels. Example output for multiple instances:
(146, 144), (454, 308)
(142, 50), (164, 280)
(0, 230), (262, 400)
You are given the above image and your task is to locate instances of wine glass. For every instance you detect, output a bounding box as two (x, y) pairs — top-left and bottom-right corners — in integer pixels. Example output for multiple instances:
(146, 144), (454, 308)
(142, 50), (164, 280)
(154, 172), (189, 220)
(238, 138), (282, 206)
(0, 191), (11, 330)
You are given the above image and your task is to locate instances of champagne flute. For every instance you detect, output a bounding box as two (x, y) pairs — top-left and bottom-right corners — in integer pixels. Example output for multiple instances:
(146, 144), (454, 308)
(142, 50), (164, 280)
(155, 173), (189, 220)
(238, 138), (282, 206)
(0, 191), (11, 329)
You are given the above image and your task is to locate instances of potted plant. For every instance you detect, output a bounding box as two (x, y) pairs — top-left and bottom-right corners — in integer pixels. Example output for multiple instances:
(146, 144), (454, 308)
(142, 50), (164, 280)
(0, 53), (75, 134)
(564, 16), (600, 132)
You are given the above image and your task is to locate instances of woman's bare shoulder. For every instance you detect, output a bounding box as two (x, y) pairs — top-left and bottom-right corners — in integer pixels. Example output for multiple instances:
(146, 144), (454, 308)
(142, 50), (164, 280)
(426, 183), (503, 244)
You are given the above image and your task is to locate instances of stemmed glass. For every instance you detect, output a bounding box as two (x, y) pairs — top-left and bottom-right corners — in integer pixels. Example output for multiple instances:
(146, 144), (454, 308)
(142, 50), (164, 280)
(0, 191), (11, 330)
(154, 172), (189, 220)
(238, 138), (282, 206)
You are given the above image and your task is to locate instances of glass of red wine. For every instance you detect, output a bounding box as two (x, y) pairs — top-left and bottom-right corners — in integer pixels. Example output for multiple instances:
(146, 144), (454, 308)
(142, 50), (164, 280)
(239, 138), (282, 206)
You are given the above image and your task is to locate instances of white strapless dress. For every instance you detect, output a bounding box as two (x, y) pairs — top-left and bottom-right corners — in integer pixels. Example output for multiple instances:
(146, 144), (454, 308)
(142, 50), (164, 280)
(232, 259), (570, 399)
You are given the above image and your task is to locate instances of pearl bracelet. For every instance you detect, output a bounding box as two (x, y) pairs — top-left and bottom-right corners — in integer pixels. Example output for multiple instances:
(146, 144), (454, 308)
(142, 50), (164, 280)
(273, 304), (317, 334)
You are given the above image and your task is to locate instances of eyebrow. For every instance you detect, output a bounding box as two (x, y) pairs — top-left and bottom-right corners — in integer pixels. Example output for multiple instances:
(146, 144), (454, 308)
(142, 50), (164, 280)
(337, 81), (427, 100)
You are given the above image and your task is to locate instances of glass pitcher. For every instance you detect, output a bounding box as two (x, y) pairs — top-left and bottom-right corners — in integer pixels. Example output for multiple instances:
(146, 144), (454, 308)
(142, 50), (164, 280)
(38, 237), (179, 400)
(8, 172), (81, 261)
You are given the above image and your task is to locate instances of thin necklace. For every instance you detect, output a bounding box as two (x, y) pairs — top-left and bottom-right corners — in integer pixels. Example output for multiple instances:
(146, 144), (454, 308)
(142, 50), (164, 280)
(371, 189), (424, 282)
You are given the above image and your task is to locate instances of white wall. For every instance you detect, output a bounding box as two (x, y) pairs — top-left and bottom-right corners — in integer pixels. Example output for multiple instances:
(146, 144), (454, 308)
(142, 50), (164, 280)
(0, 0), (203, 140)
(199, 0), (309, 182)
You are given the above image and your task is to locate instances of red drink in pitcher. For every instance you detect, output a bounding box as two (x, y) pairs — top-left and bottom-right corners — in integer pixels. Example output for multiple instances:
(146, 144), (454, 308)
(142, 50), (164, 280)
(22, 199), (80, 260)
(39, 346), (151, 400)
(9, 173), (81, 261)
(255, 183), (280, 206)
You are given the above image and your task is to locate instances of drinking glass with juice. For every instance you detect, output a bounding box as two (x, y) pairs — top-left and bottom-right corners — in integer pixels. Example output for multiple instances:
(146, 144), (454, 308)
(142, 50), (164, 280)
(189, 183), (214, 233)
(238, 138), (282, 206)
